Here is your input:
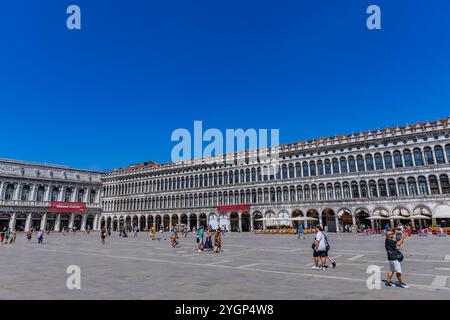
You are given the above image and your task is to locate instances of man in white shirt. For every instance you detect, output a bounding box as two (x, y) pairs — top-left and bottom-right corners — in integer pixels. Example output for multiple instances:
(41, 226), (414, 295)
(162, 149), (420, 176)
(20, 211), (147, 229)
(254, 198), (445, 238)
(311, 226), (327, 270)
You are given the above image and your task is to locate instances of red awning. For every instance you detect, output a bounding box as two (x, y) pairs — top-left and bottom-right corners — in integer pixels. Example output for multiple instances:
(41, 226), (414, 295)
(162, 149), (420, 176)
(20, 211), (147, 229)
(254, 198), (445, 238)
(50, 202), (86, 213)
(217, 204), (251, 212)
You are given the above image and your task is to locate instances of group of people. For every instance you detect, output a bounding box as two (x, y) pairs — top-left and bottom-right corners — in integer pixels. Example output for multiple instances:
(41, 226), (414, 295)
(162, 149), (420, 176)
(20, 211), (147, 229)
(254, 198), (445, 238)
(195, 225), (222, 253)
(0, 227), (17, 244)
(309, 224), (409, 288)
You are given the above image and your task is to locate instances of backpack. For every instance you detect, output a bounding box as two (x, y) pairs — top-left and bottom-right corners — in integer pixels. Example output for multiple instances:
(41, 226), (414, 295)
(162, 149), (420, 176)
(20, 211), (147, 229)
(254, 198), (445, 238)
(323, 233), (331, 251)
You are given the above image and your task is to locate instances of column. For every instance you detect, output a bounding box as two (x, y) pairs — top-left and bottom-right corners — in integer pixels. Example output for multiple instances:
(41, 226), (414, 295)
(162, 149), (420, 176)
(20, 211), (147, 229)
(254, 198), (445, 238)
(40, 213), (47, 231)
(84, 188), (90, 203)
(0, 182), (5, 200)
(68, 213), (75, 229)
(44, 186), (51, 201)
(250, 214), (254, 231)
(29, 184), (37, 201)
(318, 212), (323, 228)
(54, 214), (61, 232)
(351, 213), (356, 226)
(110, 217), (114, 230)
(187, 215), (191, 230)
(335, 214), (340, 233)
(25, 213), (32, 231)
(72, 188), (78, 202)
(58, 186), (64, 201)
(9, 212), (16, 229)
(196, 215), (200, 229)
(81, 214), (87, 231)
(238, 212), (242, 232)
(13, 183), (22, 201)
(169, 214), (172, 231)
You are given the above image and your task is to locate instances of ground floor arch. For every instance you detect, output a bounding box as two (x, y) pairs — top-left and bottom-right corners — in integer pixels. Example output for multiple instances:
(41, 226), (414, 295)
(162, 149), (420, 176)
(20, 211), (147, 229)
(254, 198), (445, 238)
(189, 214), (197, 230)
(241, 212), (250, 232)
(163, 214), (170, 231)
(199, 213), (207, 228)
(253, 211), (263, 230)
(230, 212), (239, 231)
(140, 215), (146, 230)
(46, 213), (57, 231)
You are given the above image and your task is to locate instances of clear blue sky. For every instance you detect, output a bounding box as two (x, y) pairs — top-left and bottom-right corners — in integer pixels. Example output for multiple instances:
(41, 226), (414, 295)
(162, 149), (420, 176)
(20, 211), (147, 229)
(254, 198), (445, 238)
(1, 0), (449, 171)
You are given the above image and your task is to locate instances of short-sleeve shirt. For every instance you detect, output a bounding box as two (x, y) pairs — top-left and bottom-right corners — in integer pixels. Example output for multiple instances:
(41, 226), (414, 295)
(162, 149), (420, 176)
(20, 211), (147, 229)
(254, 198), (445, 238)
(315, 231), (326, 251)
(385, 238), (399, 261)
(298, 225), (303, 233)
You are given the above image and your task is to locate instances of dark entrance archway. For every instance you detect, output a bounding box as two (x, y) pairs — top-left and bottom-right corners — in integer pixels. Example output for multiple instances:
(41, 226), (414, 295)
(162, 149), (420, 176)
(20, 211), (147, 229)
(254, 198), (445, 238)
(155, 215), (162, 231)
(189, 214), (197, 230)
(321, 208), (337, 232)
(73, 214), (82, 230)
(163, 214), (170, 231)
(15, 213), (27, 231)
(199, 213), (207, 228)
(46, 213), (57, 231)
(86, 214), (95, 230)
(60, 214), (70, 231)
(253, 211), (263, 230)
(230, 212), (239, 232)
(241, 212), (250, 232)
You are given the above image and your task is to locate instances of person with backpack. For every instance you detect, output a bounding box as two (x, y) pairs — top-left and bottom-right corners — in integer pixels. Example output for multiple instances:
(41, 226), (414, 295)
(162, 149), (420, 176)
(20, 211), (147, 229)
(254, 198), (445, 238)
(385, 230), (409, 288)
(311, 226), (327, 270)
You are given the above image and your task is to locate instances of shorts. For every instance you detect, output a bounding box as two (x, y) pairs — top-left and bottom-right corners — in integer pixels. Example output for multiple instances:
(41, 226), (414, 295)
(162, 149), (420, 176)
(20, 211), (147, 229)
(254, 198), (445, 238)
(196, 238), (200, 243)
(313, 250), (327, 258)
(388, 260), (402, 273)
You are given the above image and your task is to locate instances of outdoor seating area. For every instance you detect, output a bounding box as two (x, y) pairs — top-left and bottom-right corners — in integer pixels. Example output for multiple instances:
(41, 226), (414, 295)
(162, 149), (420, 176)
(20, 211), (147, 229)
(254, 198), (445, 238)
(254, 228), (317, 234)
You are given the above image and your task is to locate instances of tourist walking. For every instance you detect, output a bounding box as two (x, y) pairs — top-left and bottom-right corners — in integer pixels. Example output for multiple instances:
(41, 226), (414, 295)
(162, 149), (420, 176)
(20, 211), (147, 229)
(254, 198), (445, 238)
(133, 226), (139, 238)
(311, 226), (327, 270)
(26, 229), (33, 243)
(213, 228), (222, 253)
(151, 226), (156, 240)
(10, 229), (17, 244)
(384, 230), (409, 288)
(37, 230), (44, 244)
(4, 228), (11, 244)
(196, 225), (204, 252)
(203, 227), (213, 251)
(297, 224), (305, 240)
(101, 227), (107, 245)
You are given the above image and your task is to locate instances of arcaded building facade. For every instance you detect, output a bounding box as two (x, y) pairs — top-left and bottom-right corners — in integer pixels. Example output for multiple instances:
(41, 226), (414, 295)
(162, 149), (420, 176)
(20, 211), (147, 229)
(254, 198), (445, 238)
(100, 118), (450, 232)
(0, 159), (102, 231)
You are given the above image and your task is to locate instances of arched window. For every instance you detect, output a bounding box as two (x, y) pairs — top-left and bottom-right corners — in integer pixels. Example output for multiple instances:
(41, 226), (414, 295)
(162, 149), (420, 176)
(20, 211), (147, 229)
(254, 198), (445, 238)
(332, 158), (339, 174)
(424, 147), (434, 165)
(398, 178), (407, 196)
(388, 179), (397, 197)
(348, 157), (356, 172)
(340, 157), (348, 173)
(435, 146), (445, 164)
(302, 162), (309, 177)
(327, 184), (333, 199)
(383, 152), (393, 169)
(429, 175), (439, 194)
(375, 153), (384, 170)
(36, 186), (45, 202)
(325, 160), (331, 175)
(414, 148), (424, 166)
(418, 176), (428, 195)
(342, 183), (351, 199)
(360, 181), (367, 198)
(4, 184), (15, 200)
(334, 183), (342, 199)
(311, 185), (318, 200)
(251, 168), (256, 182)
(446, 144), (450, 163)
(365, 154), (374, 171)
(393, 151), (403, 168)
(317, 161), (324, 176)
(289, 164), (295, 178)
(310, 161), (316, 176)
(295, 162), (301, 177)
(64, 188), (73, 202)
(403, 149), (413, 167)
(369, 180), (377, 197)
(51, 187), (59, 202)
(20, 185), (30, 201)
(351, 182), (359, 198)
(440, 174), (450, 194)
(319, 185), (326, 200)
(357, 155), (365, 172)
(89, 190), (96, 203)
(408, 177), (418, 196)
(378, 179), (387, 197)
(282, 165), (288, 179)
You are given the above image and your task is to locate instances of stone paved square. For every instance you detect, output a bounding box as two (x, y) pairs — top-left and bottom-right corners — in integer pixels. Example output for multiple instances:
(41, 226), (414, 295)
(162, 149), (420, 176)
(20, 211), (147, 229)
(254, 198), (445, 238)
(1, 231), (449, 299)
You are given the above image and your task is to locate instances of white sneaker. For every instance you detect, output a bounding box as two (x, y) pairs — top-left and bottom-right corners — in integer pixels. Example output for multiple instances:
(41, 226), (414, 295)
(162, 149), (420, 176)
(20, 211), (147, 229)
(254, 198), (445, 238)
(311, 265), (320, 270)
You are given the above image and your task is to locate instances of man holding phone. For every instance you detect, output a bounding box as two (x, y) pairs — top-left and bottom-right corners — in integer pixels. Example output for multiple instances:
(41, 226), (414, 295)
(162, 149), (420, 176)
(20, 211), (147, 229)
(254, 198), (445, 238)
(385, 229), (409, 288)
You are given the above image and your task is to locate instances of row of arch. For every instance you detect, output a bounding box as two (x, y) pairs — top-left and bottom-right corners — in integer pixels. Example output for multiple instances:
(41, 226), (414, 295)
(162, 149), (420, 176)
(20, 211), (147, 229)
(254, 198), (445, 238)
(103, 174), (450, 212)
(104, 144), (450, 196)
(0, 212), (96, 231)
(0, 183), (98, 203)
(99, 204), (439, 233)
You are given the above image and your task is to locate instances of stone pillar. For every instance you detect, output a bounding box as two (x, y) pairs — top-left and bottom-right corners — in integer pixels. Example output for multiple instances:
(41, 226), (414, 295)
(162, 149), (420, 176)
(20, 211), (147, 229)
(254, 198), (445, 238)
(169, 215), (172, 231)
(9, 212), (16, 229)
(0, 182), (5, 200)
(72, 188), (78, 202)
(13, 183), (22, 201)
(25, 213), (32, 231)
(68, 213), (75, 229)
(319, 213), (323, 228)
(54, 214), (61, 232)
(351, 214), (356, 226)
(40, 213), (47, 231)
(58, 187), (64, 201)
(187, 215), (191, 230)
(81, 214), (87, 231)
(238, 212), (243, 232)
(335, 215), (340, 233)
(250, 215), (254, 231)
(44, 186), (51, 201)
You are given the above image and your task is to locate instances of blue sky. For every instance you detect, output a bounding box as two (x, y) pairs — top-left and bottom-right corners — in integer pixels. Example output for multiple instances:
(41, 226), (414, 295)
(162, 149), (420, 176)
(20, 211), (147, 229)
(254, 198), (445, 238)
(1, 0), (449, 171)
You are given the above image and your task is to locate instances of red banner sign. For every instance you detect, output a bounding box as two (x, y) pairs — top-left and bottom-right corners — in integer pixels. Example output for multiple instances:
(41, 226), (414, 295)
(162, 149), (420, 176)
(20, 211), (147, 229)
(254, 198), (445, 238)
(50, 202), (86, 212)
(217, 204), (251, 212)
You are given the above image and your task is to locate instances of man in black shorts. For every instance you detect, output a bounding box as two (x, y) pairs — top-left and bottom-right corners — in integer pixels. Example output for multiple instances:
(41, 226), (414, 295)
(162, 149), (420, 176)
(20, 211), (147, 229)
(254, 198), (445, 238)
(385, 230), (409, 288)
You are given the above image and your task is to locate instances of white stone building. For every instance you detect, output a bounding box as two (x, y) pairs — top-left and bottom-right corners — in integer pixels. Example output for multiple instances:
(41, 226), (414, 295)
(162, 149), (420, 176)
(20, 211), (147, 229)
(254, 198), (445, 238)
(100, 118), (450, 232)
(0, 159), (102, 231)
